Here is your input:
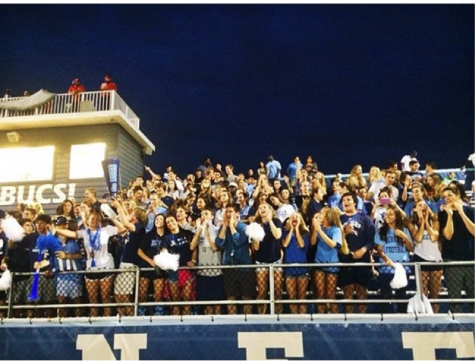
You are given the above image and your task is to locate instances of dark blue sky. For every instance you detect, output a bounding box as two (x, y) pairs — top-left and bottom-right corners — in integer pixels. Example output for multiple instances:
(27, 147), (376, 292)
(1, 4), (473, 177)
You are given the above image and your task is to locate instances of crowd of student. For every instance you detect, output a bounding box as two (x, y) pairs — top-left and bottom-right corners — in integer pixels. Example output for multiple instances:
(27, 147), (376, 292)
(0, 154), (473, 318)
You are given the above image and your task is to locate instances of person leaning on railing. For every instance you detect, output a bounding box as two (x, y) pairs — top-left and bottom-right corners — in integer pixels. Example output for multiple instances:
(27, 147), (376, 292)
(282, 212), (310, 314)
(54, 212), (117, 317)
(338, 192), (375, 314)
(311, 207), (349, 314)
(374, 205), (414, 313)
(137, 213), (168, 316)
(406, 200), (442, 313)
(110, 198), (147, 317)
(251, 202), (284, 315)
(52, 216), (85, 318)
(438, 186), (475, 313)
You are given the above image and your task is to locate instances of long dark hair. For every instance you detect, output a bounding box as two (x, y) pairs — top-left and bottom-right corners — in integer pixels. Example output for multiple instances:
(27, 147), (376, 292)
(379, 205), (405, 245)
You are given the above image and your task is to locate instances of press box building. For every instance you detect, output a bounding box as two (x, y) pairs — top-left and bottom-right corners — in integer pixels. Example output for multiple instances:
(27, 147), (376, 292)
(0, 90), (155, 214)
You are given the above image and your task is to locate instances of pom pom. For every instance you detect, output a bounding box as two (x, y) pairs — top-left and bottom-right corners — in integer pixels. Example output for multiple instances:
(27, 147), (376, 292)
(245, 222), (265, 243)
(153, 249), (179, 271)
(0, 270), (11, 291)
(37, 234), (62, 252)
(101, 203), (117, 219)
(1, 216), (25, 242)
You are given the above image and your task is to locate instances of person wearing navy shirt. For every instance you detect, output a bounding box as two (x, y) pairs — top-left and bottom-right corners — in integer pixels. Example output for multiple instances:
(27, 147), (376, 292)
(339, 192), (375, 314)
(251, 202), (283, 314)
(439, 186), (475, 313)
(110, 199), (147, 316)
(137, 213), (168, 316)
(163, 213), (195, 315)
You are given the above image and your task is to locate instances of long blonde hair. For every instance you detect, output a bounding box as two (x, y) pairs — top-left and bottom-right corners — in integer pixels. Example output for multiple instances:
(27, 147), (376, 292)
(321, 207), (349, 255)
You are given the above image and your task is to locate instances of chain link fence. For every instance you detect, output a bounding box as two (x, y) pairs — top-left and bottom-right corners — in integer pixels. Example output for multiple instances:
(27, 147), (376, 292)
(0, 261), (473, 318)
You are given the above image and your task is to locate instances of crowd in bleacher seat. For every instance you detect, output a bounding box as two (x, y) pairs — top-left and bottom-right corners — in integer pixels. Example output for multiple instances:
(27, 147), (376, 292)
(0, 155), (473, 318)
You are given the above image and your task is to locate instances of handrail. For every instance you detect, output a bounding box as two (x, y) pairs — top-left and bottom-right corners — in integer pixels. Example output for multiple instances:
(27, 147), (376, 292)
(0, 260), (472, 318)
(0, 91), (140, 129)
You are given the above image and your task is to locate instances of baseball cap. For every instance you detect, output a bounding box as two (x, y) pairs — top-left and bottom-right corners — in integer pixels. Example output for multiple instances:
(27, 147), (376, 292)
(229, 182), (238, 188)
(55, 216), (68, 225)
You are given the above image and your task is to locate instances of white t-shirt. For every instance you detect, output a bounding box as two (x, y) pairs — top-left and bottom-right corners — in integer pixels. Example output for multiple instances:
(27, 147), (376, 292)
(468, 153), (475, 168)
(276, 204), (296, 223)
(78, 225), (118, 269)
(368, 181), (399, 202)
(401, 155), (418, 172)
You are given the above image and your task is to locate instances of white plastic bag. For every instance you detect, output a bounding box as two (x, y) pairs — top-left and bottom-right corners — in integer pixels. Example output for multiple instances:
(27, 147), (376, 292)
(390, 263), (408, 289)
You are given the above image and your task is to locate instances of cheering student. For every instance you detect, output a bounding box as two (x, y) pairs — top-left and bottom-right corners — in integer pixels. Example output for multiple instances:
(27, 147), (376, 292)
(312, 207), (349, 314)
(374, 205), (413, 313)
(251, 202), (284, 314)
(110, 198), (148, 317)
(282, 213), (310, 314)
(55, 212), (117, 317)
(137, 214), (168, 316)
(406, 200), (442, 313)
(162, 213), (195, 315)
(190, 208), (224, 315)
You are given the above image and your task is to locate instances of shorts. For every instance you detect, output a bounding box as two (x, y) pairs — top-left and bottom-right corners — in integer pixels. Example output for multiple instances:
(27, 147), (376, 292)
(223, 268), (256, 299)
(86, 271), (114, 281)
(285, 272), (309, 280)
(413, 254), (443, 272)
(255, 258), (282, 273)
(338, 265), (373, 288)
(140, 267), (168, 280)
(196, 275), (225, 301)
(168, 269), (195, 288)
(114, 262), (137, 295)
(56, 273), (83, 299)
(284, 265), (310, 277)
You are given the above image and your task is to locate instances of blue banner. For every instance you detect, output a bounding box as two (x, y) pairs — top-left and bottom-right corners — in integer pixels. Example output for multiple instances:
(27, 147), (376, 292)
(102, 158), (120, 198)
(0, 316), (474, 360)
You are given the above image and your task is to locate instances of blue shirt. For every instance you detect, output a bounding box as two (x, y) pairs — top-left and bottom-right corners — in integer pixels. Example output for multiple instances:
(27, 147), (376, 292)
(315, 226), (342, 273)
(375, 228), (412, 274)
(287, 162), (302, 180)
(283, 230), (309, 276)
(266, 160), (281, 179)
(215, 222), (252, 265)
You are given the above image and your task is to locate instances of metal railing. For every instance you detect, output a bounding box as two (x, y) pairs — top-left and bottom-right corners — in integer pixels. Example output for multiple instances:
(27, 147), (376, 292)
(0, 91), (140, 128)
(0, 260), (472, 318)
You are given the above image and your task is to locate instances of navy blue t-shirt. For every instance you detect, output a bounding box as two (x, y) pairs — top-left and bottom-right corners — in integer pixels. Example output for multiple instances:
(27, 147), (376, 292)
(255, 218), (283, 263)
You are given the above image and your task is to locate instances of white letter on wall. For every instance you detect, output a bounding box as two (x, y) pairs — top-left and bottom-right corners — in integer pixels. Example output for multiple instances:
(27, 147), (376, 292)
(114, 333), (147, 360)
(402, 332), (475, 360)
(77, 334), (116, 360)
(238, 332), (304, 360)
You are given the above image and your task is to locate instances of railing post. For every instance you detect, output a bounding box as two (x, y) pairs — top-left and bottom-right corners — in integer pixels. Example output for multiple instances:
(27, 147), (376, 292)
(134, 267), (140, 316)
(414, 262), (423, 301)
(110, 91), (116, 111)
(269, 264), (275, 315)
(6, 272), (14, 319)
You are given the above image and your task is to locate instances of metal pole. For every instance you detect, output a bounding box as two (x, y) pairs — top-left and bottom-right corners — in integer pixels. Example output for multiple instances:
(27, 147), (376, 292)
(269, 264), (275, 315)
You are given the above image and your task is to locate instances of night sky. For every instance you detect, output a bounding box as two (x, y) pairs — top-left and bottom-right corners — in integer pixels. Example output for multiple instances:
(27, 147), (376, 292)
(1, 4), (473, 178)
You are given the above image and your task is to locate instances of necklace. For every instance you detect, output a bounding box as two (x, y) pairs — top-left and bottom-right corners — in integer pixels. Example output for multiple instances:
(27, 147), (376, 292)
(87, 227), (101, 251)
